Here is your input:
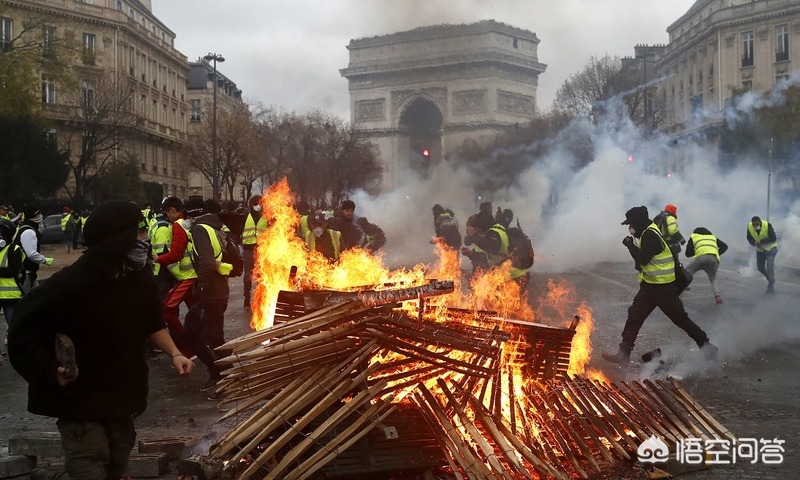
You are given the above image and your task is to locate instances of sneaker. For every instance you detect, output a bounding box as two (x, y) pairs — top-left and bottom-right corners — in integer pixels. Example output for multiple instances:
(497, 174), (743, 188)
(207, 389), (224, 401)
(601, 350), (631, 365)
(200, 374), (222, 392)
(701, 342), (719, 361)
(55, 334), (78, 379)
(766, 282), (775, 294)
(714, 294), (723, 304)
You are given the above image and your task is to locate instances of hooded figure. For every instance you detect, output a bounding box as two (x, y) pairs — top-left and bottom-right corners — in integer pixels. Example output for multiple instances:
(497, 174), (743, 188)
(8, 199), (193, 480)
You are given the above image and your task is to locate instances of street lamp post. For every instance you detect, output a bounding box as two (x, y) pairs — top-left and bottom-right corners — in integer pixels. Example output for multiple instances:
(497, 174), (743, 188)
(204, 52), (225, 200)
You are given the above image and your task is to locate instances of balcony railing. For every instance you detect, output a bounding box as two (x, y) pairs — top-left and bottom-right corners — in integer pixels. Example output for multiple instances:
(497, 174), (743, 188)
(776, 50), (789, 62)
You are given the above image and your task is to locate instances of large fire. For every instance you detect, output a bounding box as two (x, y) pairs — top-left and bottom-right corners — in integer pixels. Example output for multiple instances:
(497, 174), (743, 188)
(249, 179), (603, 381)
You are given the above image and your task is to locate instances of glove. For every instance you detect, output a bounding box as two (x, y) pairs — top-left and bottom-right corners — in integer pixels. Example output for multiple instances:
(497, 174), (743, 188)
(622, 236), (634, 247)
(44, 257), (55, 266)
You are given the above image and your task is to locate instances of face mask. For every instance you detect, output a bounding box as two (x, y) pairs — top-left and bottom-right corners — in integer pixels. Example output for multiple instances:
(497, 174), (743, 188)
(755, 226), (761, 231)
(628, 226), (636, 236)
(313, 227), (324, 237)
(124, 240), (150, 271)
(253, 205), (262, 212)
(183, 219), (193, 230)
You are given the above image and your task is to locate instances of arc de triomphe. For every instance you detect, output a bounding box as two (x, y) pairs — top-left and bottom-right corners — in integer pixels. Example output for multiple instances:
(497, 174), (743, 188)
(340, 20), (547, 188)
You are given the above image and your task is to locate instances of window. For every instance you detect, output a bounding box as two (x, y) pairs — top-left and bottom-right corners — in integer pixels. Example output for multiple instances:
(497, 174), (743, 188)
(82, 132), (95, 163)
(81, 80), (95, 110)
(46, 129), (57, 146)
(742, 80), (753, 90)
(190, 99), (201, 123)
(775, 24), (789, 62)
(1, 17), (12, 51)
(152, 99), (157, 121)
(77, 0), (95, 4)
(741, 31), (754, 67)
(82, 33), (96, 64)
(42, 75), (56, 104)
(43, 26), (56, 56)
(117, 0), (123, 11)
(776, 73), (789, 83)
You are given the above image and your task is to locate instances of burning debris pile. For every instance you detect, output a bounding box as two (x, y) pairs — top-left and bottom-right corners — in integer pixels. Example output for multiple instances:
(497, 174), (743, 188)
(195, 281), (733, 480)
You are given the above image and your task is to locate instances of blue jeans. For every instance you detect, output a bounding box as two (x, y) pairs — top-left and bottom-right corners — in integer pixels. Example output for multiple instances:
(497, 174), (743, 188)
(756, 249), (777, 284)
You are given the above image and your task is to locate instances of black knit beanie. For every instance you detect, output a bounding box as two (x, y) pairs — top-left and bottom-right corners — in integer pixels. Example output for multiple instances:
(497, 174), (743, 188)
(83, 200), (143, 253)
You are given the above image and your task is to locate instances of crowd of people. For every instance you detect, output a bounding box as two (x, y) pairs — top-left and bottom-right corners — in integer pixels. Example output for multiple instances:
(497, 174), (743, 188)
(0, 195), (783, 478)
(601, 202), (780, 367)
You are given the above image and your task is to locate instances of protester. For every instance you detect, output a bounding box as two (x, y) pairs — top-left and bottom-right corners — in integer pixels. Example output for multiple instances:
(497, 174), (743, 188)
(8, 200), (193, 480)
(602, 206), (718, 365)
(746, 215), (778, 294)
(17, 206), (53, 294)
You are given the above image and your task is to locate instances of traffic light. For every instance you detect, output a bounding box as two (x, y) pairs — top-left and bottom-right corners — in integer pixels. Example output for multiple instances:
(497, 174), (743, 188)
(422, 148), (430, 159)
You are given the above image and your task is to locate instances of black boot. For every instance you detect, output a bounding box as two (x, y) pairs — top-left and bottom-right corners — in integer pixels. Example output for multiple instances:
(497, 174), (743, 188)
(602, 350), (631, 365)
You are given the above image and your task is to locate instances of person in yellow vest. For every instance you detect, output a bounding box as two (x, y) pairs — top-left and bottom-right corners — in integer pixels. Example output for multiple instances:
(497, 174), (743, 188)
(187, 199), (233, 399)
(305, 212), (341, 262)
(60, 207), (76, 254)
(653, 203), (685, 256)
(150, 197), (183, 303)
(241, 195), (269, 310)
(685, 227), (728, 304)
(602, 206), (717, 365)
(78, 208), (90, 247)
(746, 215), (778, 294)
(295, 200), (311, 240)
(0, 205), (10, 220)
(0, 218), (24, 357)
(154, 197), (203, 357)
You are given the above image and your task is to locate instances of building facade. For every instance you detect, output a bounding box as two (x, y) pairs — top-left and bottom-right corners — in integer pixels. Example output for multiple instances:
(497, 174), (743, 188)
(656, 0), (800, 138)
(340, 20), (547, 187)
(185, 57), (244, 202)
(0, 0), (190, 202)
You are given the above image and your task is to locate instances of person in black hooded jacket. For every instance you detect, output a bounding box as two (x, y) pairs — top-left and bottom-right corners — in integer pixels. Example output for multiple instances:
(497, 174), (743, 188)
(8, 199), (193, 480)
(602, 205), (717, 365)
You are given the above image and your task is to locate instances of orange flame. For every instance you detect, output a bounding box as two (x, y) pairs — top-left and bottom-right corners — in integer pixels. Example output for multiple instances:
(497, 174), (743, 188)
(249, 179), (603, 381)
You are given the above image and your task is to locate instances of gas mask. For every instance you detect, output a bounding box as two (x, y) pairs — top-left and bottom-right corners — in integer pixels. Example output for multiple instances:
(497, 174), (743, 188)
(312, 227), (324, 237)
(124, 240), (151, 271)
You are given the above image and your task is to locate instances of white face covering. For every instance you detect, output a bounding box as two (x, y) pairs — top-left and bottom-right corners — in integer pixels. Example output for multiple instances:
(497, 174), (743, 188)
(755, 225), (762, 231)
(124, 240), (151, 271)
(253, 205), (262, 212)
(183, 219), (193, 230)
(628, 226), (636, 236)
(312, 227), (324, 237)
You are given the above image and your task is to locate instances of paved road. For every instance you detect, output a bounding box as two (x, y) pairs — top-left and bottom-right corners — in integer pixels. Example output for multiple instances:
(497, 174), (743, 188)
(1, 247), (798, 479)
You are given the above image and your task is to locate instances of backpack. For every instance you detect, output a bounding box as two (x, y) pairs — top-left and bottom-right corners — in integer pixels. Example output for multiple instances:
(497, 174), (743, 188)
(506, 223), (534, 269)
(219, 230), (244, 278)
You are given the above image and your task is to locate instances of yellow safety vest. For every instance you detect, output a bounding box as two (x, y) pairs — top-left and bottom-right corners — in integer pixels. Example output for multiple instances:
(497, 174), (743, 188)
(305, 229), (341, 261)
(690, 233), (719, 261)
(0, 244), (23, 299)
(639, 223), (676, 284)
(196, 223), (232, 276)
(60, 214), (70, 232)
(242, 213), (269, 246)
(150, 218), (172, 276)
(168, 219), (197, 281)
(748, 220), (777, 252)
(487, 224), (510, 267)
(298, 215), (310, 240)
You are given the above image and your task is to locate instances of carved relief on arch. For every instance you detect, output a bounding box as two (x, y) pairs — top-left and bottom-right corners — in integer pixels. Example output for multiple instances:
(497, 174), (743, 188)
(453, 89), (487, 115)
(355, 98), (386, 122)
(497, 90), (534, 116)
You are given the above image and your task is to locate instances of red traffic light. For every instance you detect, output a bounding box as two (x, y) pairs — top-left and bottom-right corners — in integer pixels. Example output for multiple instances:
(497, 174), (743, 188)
(422, 149), (430, 158)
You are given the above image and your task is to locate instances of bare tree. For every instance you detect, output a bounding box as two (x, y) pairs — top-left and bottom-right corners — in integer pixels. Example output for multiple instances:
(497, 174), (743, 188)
(553, 55), (640, 120)
(59, 72), (143, 202)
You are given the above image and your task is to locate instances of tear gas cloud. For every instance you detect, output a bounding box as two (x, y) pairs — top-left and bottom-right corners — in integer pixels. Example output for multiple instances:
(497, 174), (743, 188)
(351, 83), (800, 276)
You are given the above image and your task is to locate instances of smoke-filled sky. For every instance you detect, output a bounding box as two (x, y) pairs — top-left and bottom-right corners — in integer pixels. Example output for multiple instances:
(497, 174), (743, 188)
(152, 0), (799, 276)
(152, 0), (696, 119)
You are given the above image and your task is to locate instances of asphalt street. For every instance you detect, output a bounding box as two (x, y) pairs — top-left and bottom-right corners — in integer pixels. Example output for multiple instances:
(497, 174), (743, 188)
(0, 246), (798, 479)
